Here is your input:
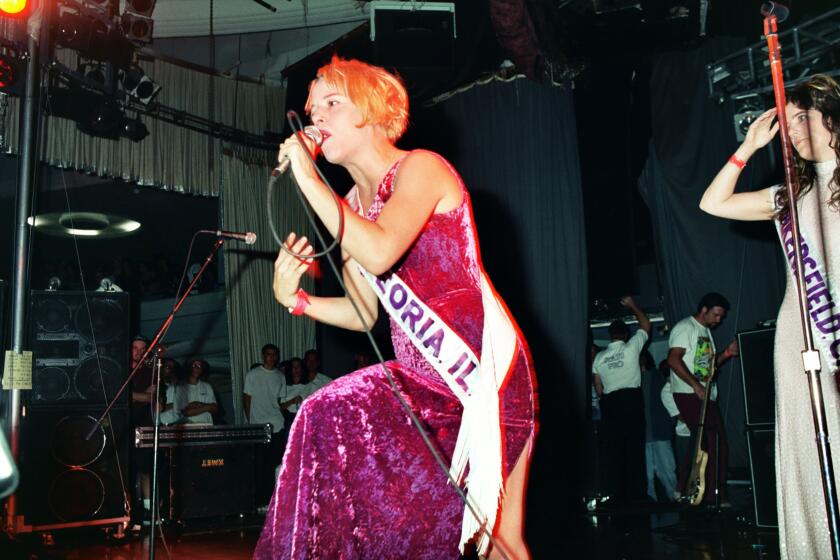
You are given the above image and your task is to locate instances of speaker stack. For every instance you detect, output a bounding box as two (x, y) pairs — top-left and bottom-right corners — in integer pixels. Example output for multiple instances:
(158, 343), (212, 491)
(16, 291), (131, 531)
(738, 327), (778, 528)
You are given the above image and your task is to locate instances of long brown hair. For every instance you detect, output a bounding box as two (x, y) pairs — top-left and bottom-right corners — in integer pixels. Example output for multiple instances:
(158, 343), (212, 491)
(775, 74), (840, 218)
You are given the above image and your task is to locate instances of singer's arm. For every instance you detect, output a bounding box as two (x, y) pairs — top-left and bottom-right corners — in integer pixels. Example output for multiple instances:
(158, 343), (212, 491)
(274, 237), (379, 332)
(279, 147), (461, 275)
(699, 107), (777, 221)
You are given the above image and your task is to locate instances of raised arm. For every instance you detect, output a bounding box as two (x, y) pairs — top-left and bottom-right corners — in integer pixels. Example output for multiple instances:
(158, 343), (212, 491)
(280, 145), (461, 275)
(699, 107), (778, 221)
(621, 296), (650, 337)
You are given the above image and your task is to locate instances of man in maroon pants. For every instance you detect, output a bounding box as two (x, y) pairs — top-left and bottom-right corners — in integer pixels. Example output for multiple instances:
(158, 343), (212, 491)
(666, 292), (739, 506)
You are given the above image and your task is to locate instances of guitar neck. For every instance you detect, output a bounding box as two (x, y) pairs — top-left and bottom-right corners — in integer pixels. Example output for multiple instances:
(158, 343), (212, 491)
(694, 361), (716, 454)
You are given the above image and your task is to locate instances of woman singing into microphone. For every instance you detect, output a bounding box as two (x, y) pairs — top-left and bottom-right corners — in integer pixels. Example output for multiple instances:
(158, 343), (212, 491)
(699, 74), (840, 559)
(253, 56), (537, 560)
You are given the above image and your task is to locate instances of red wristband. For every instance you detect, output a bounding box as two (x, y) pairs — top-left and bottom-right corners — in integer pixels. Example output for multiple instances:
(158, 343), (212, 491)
(728, 154), (746, 169)
(289, 288), (311, 316)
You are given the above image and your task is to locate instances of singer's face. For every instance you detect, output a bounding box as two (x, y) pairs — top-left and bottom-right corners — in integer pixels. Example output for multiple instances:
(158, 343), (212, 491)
(307, 79), (371, 164)
(787, 103), (834, 163)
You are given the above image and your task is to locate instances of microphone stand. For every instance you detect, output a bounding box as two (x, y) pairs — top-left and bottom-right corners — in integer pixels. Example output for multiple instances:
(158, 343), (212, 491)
(149, 351), (163, 560)
(763, 12), (840, 559)
(86, 238), (225, 560)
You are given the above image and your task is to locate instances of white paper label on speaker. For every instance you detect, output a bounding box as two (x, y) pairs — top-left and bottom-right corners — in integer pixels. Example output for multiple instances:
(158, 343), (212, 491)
(2, 350), (33, 390)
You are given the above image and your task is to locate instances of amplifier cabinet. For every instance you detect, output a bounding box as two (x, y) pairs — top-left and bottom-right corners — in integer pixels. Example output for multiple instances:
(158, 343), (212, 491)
(746, 428), (778, 528)
(168, 443), (256, 520)
(737, 327), (776, 426)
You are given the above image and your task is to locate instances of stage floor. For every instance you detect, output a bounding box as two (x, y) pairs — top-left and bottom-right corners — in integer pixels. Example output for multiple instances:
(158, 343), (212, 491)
(0, 506), (779, 559)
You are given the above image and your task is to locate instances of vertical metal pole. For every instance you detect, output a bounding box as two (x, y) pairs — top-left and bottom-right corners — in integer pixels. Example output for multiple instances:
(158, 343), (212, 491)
(764, 13), (840, 559)
(4, 1), (44, 531)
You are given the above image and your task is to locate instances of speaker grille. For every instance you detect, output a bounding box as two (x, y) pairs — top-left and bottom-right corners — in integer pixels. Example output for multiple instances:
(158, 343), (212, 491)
(30, 291), (129, 405)
(51, 415), (106, 467)
(49, 469), (106, 522)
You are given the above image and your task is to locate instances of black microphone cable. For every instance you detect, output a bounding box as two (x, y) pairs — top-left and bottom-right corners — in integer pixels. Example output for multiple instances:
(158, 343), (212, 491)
(264, 111), (510, 560)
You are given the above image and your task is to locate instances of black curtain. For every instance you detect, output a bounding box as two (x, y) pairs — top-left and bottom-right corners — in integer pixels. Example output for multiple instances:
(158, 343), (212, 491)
(639, 38), (787, 468)
(410, 77), (588, 552)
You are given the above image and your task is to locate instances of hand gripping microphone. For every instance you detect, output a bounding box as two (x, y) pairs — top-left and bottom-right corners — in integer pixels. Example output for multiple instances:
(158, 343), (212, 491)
(275, 125), (324, 175)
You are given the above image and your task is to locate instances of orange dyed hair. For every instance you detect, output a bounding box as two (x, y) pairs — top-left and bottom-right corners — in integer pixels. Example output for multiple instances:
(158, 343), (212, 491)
(305, 55), (409, 142)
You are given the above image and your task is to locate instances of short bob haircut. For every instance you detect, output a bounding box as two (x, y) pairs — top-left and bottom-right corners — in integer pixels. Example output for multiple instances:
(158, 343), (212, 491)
(305, 55), (409, 142)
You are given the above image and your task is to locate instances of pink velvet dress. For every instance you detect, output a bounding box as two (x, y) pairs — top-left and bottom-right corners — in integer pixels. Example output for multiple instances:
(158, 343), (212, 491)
(254, 152), (537, 559)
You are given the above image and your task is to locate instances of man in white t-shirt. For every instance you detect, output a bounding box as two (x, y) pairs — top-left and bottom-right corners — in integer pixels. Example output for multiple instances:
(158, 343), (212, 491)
(243, 344), (286, 507)
(592, 296), (651, 503)
(163, 359), (217, 425)
(666, 292), (739, 505)
(303, 349), (332, 392)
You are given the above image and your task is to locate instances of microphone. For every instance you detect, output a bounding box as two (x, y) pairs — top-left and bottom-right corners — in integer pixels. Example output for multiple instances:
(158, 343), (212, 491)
(274, 125), (324, 175)
(201, 230), (257, 244)
(760, 2), (789, 22)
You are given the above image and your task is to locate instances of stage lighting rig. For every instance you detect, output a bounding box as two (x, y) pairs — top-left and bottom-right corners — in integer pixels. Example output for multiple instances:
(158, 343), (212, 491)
(0, 0), (29, 18)
(119, 65), (160, 104)
(121, 0), (156, 44)
(732, 93), (764, 142)
(120, 115), (148, 142)
(0, 49), (24, 96)
(82, 0), (117, 16)
(53, 0), (132, 68)
(125, 0), (156, 17)
(45, 81), (150, 142)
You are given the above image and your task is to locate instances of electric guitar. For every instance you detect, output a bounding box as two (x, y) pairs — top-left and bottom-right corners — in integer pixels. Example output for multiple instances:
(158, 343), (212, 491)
(684, 360), (716, 506)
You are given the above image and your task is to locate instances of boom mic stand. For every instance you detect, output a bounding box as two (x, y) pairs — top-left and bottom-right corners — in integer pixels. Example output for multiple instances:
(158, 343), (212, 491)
(762, 4), (840, 558)
(87, 238), (225, 560)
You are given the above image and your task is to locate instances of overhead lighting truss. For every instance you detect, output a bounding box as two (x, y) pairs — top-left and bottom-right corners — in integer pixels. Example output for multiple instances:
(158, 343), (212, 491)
(706, 6), (840, 102)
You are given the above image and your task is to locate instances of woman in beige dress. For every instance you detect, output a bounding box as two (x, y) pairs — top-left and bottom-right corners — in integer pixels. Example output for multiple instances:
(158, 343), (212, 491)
(699, 74), (840, 559)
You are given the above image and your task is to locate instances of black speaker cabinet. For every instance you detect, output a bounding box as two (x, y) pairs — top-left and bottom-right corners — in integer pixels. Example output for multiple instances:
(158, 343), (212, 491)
(18, 407), (130, 527)
(0, 279), (6, 376)
(168, 444), (256, 520)
(737, 327), (776, 426)
(29, 291), (129, 406)
(746, 428), (778, 528)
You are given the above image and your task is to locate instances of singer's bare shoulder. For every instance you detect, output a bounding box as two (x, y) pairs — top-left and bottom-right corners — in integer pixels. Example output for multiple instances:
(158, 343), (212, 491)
(393, 150), (463, 214)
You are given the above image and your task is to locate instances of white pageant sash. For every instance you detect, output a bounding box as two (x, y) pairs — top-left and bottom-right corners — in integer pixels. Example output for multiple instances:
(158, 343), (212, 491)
(358, 265), (517, 555)
(775, 191), (840, 372)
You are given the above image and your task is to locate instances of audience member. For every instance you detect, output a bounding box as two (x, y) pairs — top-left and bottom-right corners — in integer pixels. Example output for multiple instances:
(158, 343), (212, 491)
(128, 335), (157, 527)
(641, 351), (677, 502)
(303, 349), (332, 390)
(158, 358), (182, 425)
(280, 357), (306, 425)
(592, 296), (651, 504)
(243, 344), (287, 508)
(163, 359), (217, 425)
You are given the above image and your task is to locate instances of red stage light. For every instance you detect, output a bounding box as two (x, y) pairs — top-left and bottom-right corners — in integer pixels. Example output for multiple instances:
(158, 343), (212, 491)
(0, 56), (16, 90)
(0, 0), (28, 16)
(0, 53), (24, 95)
